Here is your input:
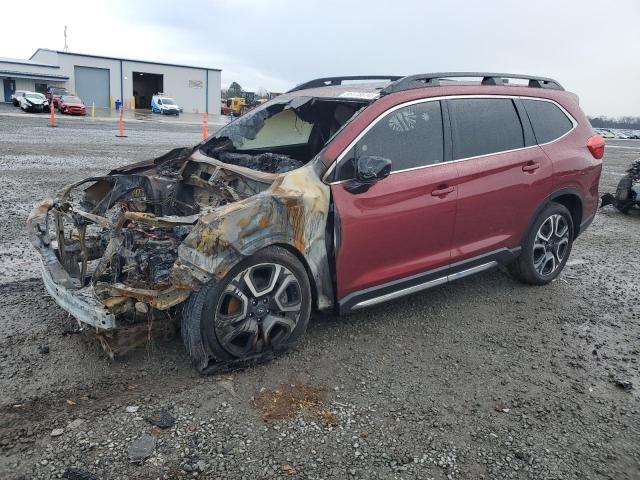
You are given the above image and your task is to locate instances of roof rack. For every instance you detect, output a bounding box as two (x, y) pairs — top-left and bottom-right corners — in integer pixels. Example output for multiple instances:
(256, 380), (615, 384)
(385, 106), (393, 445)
(287, 75), (403, 93)
(381, 72), (564, 95)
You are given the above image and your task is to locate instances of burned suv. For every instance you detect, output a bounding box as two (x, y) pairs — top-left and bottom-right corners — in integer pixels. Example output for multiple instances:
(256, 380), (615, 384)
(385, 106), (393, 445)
(28, 73), (604, 373)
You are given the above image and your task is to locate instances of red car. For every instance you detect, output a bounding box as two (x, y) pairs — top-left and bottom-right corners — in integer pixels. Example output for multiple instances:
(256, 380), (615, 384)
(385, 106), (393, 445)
(28, 72), (603, 372)
(58, 95), (86, 115)
(45, 86), (69, 108)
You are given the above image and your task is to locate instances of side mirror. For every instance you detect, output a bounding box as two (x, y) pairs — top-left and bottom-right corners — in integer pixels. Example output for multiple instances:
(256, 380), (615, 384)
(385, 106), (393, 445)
(345, 156), (392, 194)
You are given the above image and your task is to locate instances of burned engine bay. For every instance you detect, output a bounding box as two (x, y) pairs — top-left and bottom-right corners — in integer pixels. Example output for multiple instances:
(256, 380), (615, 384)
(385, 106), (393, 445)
(29, 95), (367, 328)
(42, 146), (277, 321)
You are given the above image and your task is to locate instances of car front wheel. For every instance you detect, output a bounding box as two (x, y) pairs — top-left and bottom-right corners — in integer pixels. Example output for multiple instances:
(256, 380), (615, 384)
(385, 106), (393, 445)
(509, 202), (574, 285)
(181, 246), (312, 373)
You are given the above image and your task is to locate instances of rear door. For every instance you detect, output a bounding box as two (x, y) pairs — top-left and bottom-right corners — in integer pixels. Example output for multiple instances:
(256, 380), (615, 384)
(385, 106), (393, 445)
(448, 97), (553, 264)
(330, 100), (459, 308)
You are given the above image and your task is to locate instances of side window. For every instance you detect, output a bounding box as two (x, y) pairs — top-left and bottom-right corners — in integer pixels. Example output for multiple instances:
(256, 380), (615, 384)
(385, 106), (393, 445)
(336, 101), (444, 180)
(523, 99), (574, 144)
(450, 98), (524, 159)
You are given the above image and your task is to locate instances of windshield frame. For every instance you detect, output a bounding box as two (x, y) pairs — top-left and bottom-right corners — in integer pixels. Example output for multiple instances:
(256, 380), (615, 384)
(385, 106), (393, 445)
(199, 94), (371, 174)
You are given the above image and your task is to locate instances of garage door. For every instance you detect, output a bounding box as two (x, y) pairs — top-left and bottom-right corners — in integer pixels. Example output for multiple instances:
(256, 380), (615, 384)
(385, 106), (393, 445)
(74, 66), (109, 108)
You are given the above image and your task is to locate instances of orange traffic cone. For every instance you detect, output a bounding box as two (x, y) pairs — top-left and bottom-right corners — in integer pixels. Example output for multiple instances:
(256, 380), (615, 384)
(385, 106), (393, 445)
(49, 100), (56, 128)
(116, 107), (127, 138)
(202, 112), (208, 141)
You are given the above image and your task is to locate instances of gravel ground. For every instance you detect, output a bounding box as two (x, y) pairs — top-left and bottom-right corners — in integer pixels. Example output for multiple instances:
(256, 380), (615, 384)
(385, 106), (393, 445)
(0, 109), (639, 480)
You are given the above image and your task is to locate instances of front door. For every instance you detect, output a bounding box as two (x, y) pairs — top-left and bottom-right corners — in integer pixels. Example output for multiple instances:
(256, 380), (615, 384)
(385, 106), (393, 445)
(3, 78), (15, 102)
(330, 100), (458, 308)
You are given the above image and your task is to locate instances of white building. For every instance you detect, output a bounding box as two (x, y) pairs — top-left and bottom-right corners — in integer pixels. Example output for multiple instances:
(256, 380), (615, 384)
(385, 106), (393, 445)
(1, 48), (221, 117)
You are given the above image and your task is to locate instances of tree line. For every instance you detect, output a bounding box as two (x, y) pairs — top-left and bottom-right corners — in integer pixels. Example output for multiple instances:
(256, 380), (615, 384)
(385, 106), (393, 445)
(589, 116), (640, 130)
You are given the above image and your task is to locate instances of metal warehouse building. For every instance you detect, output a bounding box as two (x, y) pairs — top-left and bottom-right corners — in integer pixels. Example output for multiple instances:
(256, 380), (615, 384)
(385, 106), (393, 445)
(1, 48), (221, 117)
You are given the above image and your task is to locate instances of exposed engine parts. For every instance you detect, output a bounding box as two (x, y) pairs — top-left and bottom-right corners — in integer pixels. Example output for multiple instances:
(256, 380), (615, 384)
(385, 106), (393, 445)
(216, 151), (304, 174)
(108, 224), (191, 286)
(601, 159), (640, 214)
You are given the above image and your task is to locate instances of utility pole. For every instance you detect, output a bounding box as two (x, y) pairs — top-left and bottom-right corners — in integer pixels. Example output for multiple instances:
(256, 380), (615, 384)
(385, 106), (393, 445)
(63, 26), (69, 52)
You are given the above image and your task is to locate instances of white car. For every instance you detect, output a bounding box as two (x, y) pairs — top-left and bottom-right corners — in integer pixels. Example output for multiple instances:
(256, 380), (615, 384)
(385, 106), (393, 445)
(19, 92), (49, 113)
(11, 90), (27, 106)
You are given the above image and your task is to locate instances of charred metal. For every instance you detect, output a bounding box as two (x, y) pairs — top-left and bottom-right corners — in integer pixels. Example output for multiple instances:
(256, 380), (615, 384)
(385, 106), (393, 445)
(601, 158), (640, 213)
(28, 91), (371, 354)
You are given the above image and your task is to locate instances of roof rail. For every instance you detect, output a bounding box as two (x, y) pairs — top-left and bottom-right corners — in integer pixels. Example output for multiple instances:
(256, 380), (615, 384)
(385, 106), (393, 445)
(381, 72), (564, 95)
(287, 75), (403, 93)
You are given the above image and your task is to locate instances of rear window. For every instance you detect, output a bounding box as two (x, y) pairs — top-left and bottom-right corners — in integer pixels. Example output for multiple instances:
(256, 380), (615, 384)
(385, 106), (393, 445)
(449, 98), (524, 159)
(523, 99), (574, 144)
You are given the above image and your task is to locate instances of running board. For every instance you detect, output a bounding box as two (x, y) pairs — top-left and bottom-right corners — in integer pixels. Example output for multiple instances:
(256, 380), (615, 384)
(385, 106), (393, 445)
(351, 261), (498, 310)
(338, 247), (520, 314)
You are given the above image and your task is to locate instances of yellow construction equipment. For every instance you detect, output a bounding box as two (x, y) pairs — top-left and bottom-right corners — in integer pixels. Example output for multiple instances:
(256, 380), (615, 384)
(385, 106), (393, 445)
(222, 97), (249, 116)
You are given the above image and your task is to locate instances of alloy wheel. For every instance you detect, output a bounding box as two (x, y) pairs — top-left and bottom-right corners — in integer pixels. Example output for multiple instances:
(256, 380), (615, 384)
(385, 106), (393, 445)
(532, 214), (570, 277)
(213, 263), (303, 357)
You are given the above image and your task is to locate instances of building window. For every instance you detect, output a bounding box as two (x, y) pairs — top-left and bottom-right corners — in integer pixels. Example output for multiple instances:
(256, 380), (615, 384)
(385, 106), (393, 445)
(35, 83), (48, 94)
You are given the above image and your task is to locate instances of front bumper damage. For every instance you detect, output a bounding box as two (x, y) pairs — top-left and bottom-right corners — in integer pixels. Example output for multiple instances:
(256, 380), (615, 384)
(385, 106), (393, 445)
(27, 196), (197, 331)
(27, 151), (334, 339)
(41, 255), (117, 329)
(29, 199), (114, 329)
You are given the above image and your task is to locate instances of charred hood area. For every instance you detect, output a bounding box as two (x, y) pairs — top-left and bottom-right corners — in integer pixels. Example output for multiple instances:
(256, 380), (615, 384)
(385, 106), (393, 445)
(28, 95), (368, 326)
(29, 145), (277, 323)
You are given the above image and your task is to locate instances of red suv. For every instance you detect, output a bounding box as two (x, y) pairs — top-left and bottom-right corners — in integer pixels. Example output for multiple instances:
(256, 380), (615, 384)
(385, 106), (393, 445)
(28, 73), (603, 373)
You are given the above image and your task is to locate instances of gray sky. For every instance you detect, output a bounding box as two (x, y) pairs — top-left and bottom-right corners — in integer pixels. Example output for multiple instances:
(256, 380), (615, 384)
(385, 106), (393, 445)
(2, 0), (638, 116)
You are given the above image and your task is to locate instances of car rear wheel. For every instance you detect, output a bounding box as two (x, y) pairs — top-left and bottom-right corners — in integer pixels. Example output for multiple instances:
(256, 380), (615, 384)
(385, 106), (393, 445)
(509, 202), (574, 285)
(181, 246), (312, 373)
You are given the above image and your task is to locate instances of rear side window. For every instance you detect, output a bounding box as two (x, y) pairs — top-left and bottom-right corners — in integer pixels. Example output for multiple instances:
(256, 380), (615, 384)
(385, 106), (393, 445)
(336, 100), (444, 180)
(449, 98), (524, 159)
(523, 99), (574, 144)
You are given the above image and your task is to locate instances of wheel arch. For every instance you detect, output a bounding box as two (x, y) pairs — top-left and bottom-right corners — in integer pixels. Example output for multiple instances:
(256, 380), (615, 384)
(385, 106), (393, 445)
(272, 242), (320, 312)
(523, 188), (584, 243)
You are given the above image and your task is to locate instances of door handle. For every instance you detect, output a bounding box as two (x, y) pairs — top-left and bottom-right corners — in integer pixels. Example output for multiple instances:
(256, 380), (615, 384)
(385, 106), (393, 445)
(431, 185), (455, 196)
(522, 162), (540, 172)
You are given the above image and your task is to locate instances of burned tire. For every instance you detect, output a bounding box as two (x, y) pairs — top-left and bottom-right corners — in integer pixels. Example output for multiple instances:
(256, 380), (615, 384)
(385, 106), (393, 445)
(509, 202), (574, 285)
(614, 175), (633, 214)
(181, 246), (312, 373)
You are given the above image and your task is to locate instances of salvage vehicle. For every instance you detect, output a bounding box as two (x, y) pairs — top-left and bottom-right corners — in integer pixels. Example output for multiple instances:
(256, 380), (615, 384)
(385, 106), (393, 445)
(19, 92), (50, 113)
(28, 73), (603, 373)
(151, 94), (181, 115)
(58, 95), (86, 115)
(46, 86), (69, 108)
(11, 90), (27, 106)
(601, 159), (640, 213)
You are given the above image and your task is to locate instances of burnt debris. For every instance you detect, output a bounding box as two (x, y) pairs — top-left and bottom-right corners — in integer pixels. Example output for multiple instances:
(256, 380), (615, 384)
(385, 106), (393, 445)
(216, 151), (303, 174)
(601, 158), (640, 213)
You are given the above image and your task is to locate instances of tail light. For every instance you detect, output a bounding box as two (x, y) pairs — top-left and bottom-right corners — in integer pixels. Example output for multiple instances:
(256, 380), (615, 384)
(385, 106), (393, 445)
(587, 135), (605, 160)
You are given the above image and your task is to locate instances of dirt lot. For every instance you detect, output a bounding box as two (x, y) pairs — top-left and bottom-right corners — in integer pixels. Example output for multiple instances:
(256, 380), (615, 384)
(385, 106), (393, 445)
(0, 109), (639, 480)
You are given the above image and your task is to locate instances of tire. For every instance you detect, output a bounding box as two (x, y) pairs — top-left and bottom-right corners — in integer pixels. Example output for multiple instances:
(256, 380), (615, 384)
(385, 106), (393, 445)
(509, 202), (574, 285)
(181, 246), (312, 373)
(614, 176), (633, 214)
